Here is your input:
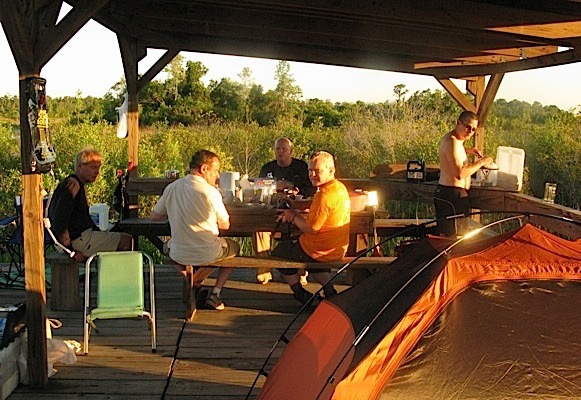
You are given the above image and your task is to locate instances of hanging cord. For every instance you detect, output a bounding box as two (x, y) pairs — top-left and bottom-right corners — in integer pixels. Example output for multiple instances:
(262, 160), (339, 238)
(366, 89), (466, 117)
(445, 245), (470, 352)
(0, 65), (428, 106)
(43, 168), (76, 258)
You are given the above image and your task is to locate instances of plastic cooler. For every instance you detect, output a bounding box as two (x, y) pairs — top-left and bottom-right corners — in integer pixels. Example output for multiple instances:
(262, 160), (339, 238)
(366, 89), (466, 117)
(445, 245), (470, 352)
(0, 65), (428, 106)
(496, 146), (525, 191)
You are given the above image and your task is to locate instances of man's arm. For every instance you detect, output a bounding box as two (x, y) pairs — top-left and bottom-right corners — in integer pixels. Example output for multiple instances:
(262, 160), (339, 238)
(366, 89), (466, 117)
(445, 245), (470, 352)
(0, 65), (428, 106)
(150, 210), (168, 221)
(452, 140), (492, 179)
(283, 209), (317, 234)
(217, 218), (230, 230)
(50, 177), (78, 242)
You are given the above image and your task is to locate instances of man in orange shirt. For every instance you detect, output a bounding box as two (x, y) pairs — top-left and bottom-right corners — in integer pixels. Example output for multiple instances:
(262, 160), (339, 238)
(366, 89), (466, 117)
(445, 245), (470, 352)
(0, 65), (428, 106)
(272, 151), (350, 305)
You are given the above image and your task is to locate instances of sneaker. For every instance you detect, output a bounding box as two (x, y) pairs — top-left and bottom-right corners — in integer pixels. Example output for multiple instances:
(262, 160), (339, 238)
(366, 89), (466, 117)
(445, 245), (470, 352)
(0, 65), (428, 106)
(256, 271), (272, 285)
(293, 288), (315, 306)
(205, 292), (225, 311)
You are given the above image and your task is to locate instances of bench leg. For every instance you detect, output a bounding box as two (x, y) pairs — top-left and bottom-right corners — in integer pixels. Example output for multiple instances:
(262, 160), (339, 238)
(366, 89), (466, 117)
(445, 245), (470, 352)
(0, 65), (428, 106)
(51, 262), (83, 311)
(182, 266), (216, 321)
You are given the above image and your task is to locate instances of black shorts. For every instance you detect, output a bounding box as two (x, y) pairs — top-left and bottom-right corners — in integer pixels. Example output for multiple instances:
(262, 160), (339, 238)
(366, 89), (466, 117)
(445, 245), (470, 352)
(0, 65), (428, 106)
(433, 185), (470, 236)
(271, 240), (331, 275)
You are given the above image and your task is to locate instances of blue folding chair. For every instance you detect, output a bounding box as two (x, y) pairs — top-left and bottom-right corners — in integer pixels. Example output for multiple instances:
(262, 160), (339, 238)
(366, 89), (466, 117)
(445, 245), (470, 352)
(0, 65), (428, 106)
(83, 251), (156, 354)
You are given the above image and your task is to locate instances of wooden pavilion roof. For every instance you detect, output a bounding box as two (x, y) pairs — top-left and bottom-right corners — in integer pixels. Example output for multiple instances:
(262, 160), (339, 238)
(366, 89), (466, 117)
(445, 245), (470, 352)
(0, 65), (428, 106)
(64, 0), (581, 78)
(1, 0), (581, 389)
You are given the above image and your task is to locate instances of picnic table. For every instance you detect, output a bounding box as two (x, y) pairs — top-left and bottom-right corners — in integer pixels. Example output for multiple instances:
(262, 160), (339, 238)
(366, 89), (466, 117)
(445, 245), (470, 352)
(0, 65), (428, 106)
(115, 205), (376, 253)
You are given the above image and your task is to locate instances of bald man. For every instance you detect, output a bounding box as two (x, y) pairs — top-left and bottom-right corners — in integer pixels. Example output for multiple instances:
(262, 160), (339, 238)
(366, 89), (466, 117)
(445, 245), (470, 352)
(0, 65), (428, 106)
(255, 137), (315, 284)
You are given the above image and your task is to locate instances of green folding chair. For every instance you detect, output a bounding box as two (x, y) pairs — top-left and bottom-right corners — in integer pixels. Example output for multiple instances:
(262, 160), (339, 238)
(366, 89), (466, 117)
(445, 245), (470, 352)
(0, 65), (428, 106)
(83, 251), (156, 354)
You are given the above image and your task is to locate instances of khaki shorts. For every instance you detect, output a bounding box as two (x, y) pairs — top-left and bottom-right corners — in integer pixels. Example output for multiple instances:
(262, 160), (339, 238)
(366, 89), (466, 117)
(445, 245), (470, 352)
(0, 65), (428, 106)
(72, 228), (121, 257)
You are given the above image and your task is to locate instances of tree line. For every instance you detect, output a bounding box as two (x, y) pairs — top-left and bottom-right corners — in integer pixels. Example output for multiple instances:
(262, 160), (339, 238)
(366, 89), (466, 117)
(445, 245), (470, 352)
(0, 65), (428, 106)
(0, 57), (579, 218)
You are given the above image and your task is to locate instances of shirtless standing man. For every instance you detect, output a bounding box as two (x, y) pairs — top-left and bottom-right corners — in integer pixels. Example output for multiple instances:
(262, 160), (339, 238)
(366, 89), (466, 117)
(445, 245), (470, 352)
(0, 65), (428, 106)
(434, 111), (493, 236)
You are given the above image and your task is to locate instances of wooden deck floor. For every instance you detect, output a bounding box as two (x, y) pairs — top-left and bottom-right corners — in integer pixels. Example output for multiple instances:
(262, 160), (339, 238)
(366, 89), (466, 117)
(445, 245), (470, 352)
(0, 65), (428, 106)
(0, 266), (348, 399)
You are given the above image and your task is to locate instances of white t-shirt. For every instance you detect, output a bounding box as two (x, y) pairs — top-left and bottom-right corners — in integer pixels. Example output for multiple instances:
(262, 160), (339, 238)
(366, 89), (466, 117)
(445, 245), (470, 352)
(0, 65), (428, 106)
(153, 174), (230, 265)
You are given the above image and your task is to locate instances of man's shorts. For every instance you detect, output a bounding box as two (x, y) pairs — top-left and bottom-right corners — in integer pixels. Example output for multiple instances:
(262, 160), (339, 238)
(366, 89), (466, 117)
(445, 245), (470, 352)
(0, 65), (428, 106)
(272, 240), (331, 275)
(72, 228), (122, 257)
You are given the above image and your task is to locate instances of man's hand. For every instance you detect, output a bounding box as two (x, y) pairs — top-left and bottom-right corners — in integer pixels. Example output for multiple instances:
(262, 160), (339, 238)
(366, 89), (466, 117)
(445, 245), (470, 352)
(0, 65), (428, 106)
(72, 251), (85, 262)
(466, 147), (483, 158)
(65, 177), (80, 198)
(59, 230), (72, 248)
(282, 209), (299, 224)
(479, 156), (494, 168)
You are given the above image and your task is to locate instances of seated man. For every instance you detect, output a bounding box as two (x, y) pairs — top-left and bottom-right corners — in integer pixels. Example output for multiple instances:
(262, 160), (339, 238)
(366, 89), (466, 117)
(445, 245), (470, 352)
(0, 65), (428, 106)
(49, 148), (132, 261)
(273, 151), (350, 305)
(151, 150), (240, 316)
(255, 137), (315, 285)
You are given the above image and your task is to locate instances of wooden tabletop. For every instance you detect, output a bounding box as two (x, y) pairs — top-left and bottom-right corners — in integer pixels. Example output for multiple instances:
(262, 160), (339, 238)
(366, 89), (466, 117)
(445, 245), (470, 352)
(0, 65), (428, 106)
(116, 206), (375, 252)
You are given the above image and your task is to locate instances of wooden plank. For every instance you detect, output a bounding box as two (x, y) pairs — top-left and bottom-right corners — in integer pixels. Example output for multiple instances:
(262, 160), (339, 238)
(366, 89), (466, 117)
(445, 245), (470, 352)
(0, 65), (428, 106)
(374, 218), (432, 228)
(504, 193), (581, 239)
(200, 255), (396, 269)
(0, 268), (325, 399)
(126, 177), (176, 196)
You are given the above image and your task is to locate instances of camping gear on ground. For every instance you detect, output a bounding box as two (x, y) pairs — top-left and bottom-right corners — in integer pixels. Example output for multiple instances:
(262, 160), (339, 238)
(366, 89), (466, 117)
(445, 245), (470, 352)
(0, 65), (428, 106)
(257, 223), (581, 399)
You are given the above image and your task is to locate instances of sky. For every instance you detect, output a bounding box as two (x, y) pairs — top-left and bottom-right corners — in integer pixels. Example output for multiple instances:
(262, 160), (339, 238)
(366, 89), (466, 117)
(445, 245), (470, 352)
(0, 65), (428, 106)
(1, 19), (581, 112)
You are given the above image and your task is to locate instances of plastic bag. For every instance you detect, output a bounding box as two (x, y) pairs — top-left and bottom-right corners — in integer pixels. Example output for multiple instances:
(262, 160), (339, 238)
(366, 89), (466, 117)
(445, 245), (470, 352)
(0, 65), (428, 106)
(47, 338), (78, 377)
(46, 319), (78, 377)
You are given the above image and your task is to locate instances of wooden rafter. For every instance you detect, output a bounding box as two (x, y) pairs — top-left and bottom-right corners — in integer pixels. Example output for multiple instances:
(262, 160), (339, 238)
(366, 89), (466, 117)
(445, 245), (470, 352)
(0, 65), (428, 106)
(35, 0), (109, 68)
(419, 47), (581, 78)
(437, 78), (477, 114)
(478, 73), (504, 126)
(137, 49), (180, 93)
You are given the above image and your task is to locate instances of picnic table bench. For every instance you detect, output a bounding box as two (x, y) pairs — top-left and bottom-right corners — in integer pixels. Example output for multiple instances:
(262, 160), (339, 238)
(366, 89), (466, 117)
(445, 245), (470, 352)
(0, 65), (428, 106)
(46, 251), (83, 311)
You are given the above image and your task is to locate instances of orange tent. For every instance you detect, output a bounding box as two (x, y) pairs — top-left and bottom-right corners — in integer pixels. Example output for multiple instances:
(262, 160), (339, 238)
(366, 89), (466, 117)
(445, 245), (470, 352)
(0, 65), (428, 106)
(258, 224), (581, 399)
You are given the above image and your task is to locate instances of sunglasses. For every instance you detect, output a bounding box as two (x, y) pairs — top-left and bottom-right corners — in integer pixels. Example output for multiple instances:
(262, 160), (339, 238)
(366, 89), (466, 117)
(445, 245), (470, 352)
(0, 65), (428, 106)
(462, 121), (476, 133)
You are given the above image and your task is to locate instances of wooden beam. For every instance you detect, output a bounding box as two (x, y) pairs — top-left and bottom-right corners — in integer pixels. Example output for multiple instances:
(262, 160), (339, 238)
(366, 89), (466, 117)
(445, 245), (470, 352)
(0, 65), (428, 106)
(467, 77), (486, 155)
(127, 91), (139, 177)
(35, 0), (109, 68)
(22, 173), (48, 388)
(421, 47), (581, 78)
(117, 35), (142, 179)
(0, 1), (35, 73)
(137, 49), (180, 93)
(437, 78), (476, 113)
(477, 73), (504, 126)
(466, 76), (485, 109)
(117, 35), (143, 95)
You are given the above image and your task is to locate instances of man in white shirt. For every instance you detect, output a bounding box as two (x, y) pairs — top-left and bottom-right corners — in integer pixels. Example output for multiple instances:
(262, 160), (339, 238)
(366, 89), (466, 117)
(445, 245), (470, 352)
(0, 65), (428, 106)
(151, 150), (239, 316)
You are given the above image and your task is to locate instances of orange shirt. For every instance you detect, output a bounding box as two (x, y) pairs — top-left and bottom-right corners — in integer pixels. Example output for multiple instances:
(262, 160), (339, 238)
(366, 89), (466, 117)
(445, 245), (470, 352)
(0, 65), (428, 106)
(299, 179), (350, 262)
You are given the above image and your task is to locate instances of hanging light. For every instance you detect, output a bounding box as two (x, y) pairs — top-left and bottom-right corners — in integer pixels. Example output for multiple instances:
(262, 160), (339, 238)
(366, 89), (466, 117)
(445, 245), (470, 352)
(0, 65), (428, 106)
(366, 191), (378, 208)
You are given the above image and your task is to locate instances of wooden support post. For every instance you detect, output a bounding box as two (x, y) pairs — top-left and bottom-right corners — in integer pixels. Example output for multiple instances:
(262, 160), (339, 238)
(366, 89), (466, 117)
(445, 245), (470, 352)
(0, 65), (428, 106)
(18, 75), (48, 387)
(22, 174), (48, 386)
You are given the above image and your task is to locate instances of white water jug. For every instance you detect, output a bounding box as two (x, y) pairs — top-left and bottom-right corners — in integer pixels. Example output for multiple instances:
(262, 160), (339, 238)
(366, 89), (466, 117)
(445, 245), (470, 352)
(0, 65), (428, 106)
(89, 203), (110, 231)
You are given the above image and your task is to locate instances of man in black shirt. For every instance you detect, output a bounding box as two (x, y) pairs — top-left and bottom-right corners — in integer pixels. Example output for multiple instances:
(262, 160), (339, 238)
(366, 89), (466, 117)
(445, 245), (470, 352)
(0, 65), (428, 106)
(255, 137), (314, 284)
(49, 148), (132, 261)
(259, 137), (315, 198)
